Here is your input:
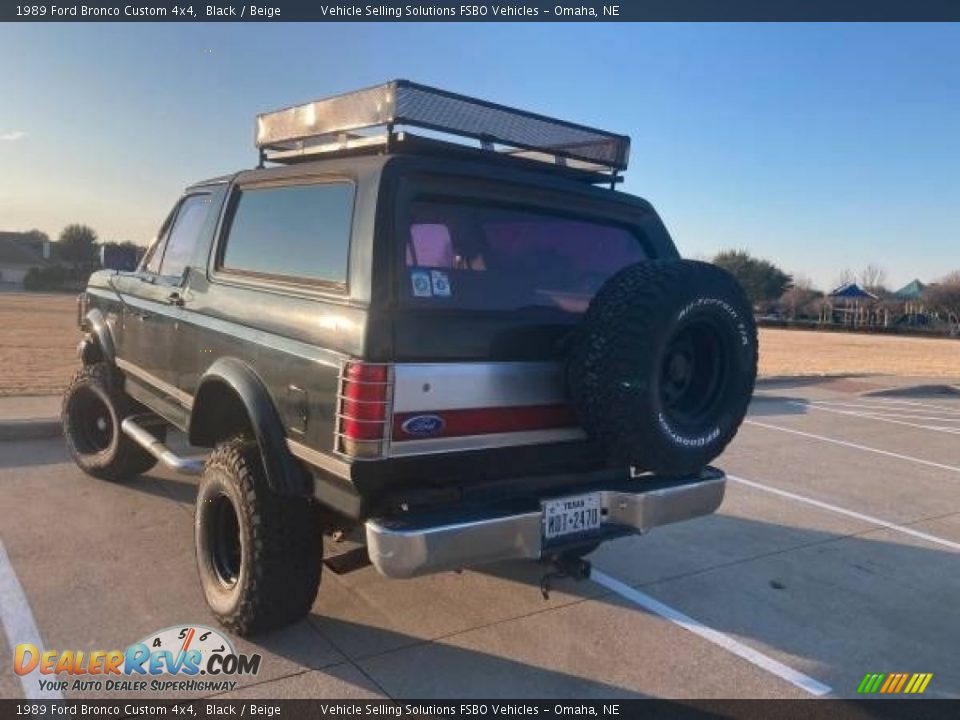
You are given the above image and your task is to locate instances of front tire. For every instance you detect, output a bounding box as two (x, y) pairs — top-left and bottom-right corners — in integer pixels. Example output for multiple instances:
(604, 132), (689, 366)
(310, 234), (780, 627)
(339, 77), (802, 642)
(195, 437), (322, 636)
(61, 362), (159, 481)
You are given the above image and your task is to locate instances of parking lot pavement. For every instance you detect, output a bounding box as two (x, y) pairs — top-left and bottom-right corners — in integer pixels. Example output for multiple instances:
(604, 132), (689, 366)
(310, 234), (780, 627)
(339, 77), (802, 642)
(1, 375), (959, 699)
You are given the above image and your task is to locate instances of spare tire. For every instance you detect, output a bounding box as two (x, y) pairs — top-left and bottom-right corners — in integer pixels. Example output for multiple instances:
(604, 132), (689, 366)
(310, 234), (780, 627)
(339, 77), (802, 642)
(567, 259), (757, 476)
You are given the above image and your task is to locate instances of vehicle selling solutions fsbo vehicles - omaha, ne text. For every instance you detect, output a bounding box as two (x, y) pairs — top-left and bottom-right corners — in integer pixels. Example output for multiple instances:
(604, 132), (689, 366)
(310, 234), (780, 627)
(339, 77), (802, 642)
(65, 81), (758, 635)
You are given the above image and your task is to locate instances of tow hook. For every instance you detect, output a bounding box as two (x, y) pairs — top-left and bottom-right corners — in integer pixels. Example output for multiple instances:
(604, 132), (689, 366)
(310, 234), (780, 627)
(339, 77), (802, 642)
(540, 554), (592, 600)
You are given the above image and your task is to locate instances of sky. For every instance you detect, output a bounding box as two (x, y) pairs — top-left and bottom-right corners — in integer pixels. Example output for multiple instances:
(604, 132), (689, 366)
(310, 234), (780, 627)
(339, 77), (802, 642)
(0, 22), (957, 291)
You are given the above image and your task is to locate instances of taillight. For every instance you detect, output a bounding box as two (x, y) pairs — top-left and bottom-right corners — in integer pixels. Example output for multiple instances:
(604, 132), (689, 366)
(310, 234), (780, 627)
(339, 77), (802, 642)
(336, 362), (391, 458)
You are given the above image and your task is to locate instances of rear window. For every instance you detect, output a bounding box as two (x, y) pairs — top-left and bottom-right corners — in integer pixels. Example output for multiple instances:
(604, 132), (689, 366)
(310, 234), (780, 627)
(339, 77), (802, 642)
(220, 182), (354, 285)
(403, 200), (647, 312)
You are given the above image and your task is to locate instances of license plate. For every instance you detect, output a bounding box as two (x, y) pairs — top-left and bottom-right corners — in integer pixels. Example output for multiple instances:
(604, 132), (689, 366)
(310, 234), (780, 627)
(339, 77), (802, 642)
(542, 493), (602, 540)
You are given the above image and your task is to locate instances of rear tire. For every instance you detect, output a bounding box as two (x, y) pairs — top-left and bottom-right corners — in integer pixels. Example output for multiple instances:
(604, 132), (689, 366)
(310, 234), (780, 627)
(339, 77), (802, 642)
(195, 437), (323, 636)
(61, 362), (159, 481)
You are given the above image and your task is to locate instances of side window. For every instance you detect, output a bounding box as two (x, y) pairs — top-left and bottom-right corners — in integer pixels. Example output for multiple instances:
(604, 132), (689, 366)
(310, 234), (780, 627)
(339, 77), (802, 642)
(158, 194), (212, 279)
(220, 182), (354, 285)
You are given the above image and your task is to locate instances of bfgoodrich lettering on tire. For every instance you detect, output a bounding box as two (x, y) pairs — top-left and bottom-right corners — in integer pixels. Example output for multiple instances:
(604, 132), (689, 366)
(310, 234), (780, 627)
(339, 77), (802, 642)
(195, 436), (322, 636)
(567, 259), (758, 475)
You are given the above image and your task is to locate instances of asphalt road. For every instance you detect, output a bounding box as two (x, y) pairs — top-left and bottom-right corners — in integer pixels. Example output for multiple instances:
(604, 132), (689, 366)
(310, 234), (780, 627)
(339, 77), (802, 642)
(2, 376), (959, 700)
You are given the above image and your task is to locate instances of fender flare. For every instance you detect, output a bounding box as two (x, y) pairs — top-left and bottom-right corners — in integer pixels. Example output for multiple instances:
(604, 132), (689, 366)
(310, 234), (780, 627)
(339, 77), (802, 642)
(189, 357), (311, 497)
(84, 308), (116, 364)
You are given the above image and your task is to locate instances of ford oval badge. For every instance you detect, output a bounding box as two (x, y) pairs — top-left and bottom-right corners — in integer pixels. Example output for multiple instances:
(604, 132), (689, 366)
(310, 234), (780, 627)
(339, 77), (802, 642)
(401, 414), (446, 437)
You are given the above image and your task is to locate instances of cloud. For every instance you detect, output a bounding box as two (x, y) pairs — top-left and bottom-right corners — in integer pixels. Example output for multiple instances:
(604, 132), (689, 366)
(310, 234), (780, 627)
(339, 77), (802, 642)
(0, 130), (26, 141)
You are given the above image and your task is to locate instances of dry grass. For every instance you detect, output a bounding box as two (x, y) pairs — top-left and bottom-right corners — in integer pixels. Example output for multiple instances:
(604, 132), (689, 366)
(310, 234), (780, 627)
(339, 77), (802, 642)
(1, 293), (959, 397)
(0, 293), (81, 397)
(759, 327), (960, 379)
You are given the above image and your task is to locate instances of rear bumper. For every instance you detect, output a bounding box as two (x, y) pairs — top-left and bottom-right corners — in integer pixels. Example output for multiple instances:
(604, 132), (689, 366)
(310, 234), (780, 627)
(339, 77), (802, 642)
(365, 469), (725, 579)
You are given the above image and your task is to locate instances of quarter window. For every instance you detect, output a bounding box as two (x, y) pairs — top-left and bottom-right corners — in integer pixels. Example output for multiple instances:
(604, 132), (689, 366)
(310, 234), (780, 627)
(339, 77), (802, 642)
(220, 182), (354, 285)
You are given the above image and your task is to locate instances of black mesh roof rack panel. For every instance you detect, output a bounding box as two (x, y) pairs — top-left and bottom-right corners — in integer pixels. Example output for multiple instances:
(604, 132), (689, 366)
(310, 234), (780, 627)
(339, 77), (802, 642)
(255, 80), (630, 175)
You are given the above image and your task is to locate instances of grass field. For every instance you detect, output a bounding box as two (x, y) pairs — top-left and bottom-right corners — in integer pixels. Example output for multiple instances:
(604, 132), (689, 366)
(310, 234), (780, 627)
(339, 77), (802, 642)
(1, 292), (958, 397)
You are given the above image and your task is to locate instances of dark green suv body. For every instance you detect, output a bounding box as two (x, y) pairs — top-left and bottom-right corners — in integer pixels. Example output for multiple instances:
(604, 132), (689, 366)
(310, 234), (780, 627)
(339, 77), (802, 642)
(65, 82), (756, 635)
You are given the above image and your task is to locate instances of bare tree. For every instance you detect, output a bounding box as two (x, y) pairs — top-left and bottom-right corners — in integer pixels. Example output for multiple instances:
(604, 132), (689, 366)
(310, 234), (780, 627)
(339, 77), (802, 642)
(924, 271), (960, 334)
(833, 268), (856, 290)
(778, 275), (823, 320)
(859, 264), (888, 295)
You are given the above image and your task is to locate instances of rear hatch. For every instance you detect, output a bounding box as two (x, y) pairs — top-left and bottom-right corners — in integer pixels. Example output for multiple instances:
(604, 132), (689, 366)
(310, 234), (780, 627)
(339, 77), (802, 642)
(380, 172), (674, 461)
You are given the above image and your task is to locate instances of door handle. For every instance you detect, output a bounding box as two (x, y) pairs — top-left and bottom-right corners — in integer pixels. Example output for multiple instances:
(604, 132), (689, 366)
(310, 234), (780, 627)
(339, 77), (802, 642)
(167, 291), (185, 307)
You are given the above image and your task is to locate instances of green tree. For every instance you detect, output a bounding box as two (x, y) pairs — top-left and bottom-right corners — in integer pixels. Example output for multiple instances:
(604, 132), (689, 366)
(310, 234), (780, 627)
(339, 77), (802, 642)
(712, 249), (793, 306)
(24, 229), (49, 244)
(58, 224), (98, 270)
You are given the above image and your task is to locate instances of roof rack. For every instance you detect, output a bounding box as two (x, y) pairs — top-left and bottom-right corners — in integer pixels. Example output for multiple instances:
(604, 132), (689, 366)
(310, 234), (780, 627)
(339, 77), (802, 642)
(255, 80), (630, 183)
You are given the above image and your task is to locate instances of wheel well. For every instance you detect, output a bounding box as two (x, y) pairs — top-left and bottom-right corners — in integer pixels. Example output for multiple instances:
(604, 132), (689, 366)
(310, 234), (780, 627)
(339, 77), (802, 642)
(189, 380), (254, 447)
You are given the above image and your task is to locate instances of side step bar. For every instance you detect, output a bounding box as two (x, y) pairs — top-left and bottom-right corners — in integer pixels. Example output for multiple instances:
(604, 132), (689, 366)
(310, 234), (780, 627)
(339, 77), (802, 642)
(120, 415), (206, 476)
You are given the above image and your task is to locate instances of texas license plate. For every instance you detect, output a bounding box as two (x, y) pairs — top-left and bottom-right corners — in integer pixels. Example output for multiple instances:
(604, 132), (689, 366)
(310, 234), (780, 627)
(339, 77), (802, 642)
(542, 493), (602, 540)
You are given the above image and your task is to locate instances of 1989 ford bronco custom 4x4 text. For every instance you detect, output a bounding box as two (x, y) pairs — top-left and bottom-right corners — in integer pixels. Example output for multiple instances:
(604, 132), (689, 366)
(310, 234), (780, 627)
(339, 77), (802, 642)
(65, 81), (757, 635)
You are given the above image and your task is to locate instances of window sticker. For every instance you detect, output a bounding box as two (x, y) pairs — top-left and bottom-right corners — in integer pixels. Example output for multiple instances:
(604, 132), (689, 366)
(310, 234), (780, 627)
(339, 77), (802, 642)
(411, 269), (432, 297)
(431, 270), (452, 297)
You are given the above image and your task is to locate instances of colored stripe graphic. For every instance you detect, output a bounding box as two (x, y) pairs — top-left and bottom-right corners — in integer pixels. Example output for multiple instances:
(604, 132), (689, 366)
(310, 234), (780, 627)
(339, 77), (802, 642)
(858, 672), (932, 694)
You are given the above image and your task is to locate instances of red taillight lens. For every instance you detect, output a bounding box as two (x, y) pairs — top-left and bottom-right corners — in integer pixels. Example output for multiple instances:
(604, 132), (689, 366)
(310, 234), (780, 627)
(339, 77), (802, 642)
(340, 398), (387, 422)
(340, 417), (385, 440)
(337, 362), (391, 457)
(344, 363), (388, 384)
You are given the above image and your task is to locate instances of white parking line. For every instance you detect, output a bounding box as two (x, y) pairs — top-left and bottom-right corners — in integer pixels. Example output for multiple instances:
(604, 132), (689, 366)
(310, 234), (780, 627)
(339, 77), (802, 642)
(870, 397), (960, 414)
(728, 475), (960, 553)
(807, 401), (960, 421)
(591, 569), (832, 696)
(0, 540), (62, 700)
(790, 401), (960, 435)
(806, 402), (960, 424)
(745, 420), (960, 475)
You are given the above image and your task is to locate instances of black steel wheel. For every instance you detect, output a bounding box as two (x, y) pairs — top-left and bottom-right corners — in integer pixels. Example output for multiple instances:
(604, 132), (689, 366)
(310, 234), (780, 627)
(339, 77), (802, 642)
(195, 437), (323, 636)
(567, 259), (758, 475)
(61, 362), (160, 481)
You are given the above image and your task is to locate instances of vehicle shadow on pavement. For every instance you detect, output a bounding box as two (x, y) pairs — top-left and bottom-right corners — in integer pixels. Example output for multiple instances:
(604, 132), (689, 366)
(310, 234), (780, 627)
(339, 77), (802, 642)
(0, 436), (72, 470)
(129, 472), (198, 506)
(304, 615), (650, 698)
(746, 395), (809, 417)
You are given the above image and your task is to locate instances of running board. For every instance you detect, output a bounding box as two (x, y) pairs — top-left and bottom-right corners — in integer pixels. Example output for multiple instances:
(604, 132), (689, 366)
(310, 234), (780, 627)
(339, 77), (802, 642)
(120, 416), (206, 476)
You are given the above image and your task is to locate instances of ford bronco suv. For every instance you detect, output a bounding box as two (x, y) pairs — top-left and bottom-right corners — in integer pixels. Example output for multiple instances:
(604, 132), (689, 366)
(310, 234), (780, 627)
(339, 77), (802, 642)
(64, 81), (757, 635)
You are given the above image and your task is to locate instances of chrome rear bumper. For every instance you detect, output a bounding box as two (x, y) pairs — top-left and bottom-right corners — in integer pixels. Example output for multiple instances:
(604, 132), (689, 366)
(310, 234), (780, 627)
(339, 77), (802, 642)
(365, 472), (725, 579)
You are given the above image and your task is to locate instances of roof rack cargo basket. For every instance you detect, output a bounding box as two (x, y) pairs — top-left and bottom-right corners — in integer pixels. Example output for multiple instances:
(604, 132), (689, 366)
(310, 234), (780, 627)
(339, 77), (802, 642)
(255, 80), (630, 179)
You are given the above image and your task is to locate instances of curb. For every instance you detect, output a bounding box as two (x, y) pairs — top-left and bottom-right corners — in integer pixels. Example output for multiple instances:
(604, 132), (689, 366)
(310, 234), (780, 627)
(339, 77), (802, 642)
(0, 419), (62, 441)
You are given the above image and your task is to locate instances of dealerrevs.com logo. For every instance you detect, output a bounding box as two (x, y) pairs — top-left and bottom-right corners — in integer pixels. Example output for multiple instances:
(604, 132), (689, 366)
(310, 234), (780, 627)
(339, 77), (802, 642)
(14, 625), (261, 694)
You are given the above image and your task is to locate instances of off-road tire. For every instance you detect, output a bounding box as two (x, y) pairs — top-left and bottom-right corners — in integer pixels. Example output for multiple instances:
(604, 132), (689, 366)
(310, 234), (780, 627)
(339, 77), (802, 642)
(195, 437), (322, 636)
(62, 362), (159, 481)
(567, 259), (757, 476)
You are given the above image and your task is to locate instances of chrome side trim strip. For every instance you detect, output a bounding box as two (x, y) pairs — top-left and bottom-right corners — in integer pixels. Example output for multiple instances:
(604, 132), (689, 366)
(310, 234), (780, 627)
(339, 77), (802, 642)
(287, 438), (352, 481)
(393, 361), (566, 412)
(116, 358), (194, 410)
(387, 427), (586, 456)
(87, 287), (344, 368)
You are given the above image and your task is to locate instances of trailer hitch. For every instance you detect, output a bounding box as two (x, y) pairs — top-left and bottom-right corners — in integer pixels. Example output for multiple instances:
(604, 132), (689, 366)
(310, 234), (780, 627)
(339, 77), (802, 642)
(540, 553), (592, 600)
